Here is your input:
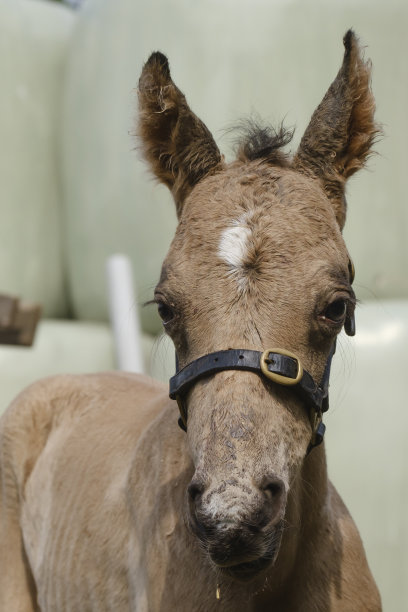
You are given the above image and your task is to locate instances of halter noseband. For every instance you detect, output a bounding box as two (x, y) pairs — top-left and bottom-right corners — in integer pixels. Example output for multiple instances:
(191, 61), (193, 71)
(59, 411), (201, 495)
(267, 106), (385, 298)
(170, 345), (335, 452)
(169, 261), (355, 453)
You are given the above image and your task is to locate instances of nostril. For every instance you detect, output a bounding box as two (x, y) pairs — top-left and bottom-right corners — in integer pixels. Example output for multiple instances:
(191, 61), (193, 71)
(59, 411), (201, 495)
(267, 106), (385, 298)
(188, 480), (204, 503)
(257, 475), (287, 527)
(263, 480), (284, 501)
(258, 475), (286, 505)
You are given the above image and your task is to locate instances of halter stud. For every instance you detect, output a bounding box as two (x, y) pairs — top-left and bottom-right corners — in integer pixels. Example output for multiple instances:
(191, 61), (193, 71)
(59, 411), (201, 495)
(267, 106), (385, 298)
(260, 349), (303, 386)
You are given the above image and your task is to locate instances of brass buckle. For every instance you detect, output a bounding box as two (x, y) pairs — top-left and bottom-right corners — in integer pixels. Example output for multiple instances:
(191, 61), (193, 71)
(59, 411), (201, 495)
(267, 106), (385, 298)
(260, 348), (303, 386)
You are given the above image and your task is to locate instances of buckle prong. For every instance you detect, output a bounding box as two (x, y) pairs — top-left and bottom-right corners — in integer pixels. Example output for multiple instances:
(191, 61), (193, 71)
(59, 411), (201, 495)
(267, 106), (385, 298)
(260, 348), (303, 386)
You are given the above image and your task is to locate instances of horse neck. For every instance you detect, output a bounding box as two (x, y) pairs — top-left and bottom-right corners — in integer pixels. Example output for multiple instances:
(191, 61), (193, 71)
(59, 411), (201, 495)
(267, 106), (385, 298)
(263, 443), (330, 592)
(296, 442), (329, 522)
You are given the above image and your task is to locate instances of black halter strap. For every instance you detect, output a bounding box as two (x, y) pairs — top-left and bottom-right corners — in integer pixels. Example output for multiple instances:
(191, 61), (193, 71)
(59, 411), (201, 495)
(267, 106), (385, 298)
(169, 343), (337, 452)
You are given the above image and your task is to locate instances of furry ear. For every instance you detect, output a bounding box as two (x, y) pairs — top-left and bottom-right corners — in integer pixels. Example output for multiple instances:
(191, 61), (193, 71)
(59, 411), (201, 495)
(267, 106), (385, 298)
(293, 30), (379, 229)
(138, 52), (224, 216)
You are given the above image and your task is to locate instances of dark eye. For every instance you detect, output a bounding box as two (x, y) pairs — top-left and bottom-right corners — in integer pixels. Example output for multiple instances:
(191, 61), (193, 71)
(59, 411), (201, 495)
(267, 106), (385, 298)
(323, 299), (347, 323)
(157, 301), (174, 325)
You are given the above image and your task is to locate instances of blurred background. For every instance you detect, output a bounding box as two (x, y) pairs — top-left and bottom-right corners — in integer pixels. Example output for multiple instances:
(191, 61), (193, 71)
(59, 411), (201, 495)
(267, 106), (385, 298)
(0, 0), (407, 608)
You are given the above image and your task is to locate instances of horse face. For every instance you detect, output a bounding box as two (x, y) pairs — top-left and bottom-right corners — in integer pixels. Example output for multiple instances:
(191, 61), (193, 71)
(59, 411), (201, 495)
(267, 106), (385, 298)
(155, 165), (351, 578)
(138, 32), (377, 578)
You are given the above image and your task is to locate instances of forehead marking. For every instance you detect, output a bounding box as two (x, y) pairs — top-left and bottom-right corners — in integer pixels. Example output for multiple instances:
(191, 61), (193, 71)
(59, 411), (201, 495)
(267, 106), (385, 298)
(218, 223), (251, 268)
(218, 213), (255, 291)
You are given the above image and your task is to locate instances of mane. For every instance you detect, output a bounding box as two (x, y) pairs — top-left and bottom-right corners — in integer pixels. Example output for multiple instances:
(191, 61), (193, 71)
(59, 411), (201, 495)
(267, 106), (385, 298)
(231, 117), (294, 167)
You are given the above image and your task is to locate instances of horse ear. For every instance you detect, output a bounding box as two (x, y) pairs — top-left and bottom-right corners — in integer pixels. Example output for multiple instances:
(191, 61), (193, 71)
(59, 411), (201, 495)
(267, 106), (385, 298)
(293, 30), (379, 229)
(138, 52), (224, 217)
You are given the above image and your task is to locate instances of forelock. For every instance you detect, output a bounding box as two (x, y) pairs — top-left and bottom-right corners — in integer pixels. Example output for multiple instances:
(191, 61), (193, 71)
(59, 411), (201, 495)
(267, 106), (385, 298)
(230, 118), (294, 167)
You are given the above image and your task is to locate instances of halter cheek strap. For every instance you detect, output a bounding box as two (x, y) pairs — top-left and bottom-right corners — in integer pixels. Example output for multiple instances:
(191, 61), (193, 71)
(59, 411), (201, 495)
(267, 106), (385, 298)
(169, 344), (337, 452)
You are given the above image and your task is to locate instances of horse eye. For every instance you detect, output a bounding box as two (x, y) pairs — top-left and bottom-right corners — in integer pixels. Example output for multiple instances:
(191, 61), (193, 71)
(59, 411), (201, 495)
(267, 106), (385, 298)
(323, 299), (347, 323)
(157, 301), (174, 324)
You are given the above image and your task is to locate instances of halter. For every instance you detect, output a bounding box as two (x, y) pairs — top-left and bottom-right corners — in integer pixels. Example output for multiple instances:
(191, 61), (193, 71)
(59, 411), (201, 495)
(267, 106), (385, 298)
(169, 261), (355, 453)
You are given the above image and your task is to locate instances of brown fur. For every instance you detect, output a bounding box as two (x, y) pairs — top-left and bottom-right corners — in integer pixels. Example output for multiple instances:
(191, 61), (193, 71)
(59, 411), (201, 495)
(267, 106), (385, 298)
(293, 30), (380, 229)
(0, 31), (381, 610)
(138, 51), (224, 215)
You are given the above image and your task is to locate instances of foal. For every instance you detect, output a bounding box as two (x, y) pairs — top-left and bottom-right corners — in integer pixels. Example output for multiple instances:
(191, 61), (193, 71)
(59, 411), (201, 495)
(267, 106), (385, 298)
(0, 31), (381, 611)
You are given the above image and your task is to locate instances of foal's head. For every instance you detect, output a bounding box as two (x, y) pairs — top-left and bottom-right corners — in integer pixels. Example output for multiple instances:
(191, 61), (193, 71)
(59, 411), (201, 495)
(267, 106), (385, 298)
(138, 31), (377, 580)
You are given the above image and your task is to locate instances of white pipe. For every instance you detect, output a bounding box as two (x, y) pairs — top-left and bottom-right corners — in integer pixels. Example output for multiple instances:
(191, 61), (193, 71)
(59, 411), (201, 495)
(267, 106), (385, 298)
(106, 254), (144, 373)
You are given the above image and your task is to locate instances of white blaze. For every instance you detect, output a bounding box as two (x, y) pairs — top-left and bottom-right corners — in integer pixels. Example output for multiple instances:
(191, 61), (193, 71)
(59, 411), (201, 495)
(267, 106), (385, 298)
(218, 214), (255, 291)
(218, 224), (251, 269)
(219, 212), (256, 288)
